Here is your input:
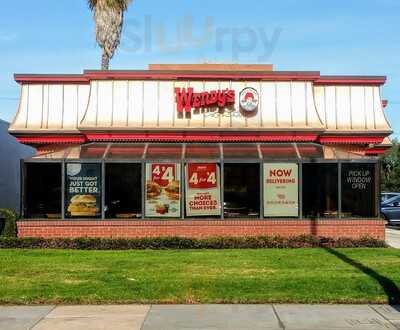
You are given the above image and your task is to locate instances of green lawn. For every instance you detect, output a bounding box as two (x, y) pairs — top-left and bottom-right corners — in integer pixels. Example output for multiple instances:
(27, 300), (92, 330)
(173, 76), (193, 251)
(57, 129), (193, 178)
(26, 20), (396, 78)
(1, 248), (400, 305)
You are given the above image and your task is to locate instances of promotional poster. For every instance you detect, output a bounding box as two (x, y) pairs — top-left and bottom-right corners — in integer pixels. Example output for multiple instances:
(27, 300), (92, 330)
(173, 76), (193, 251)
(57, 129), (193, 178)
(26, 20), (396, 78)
(145, 163), (181, 217)
(65, 163), (102, 218)
(186, 163), (221, 216)
(263, 163), (298, 217)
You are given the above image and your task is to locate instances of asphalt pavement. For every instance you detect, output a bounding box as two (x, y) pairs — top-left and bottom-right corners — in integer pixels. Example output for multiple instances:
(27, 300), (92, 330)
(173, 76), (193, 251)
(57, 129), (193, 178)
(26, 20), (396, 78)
(1, 304), (400, 330)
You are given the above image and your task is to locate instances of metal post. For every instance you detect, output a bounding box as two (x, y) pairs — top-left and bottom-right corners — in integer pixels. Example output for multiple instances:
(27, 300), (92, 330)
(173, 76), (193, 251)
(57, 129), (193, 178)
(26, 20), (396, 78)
(298, 162), (303, 219)
(61, 161), (65, 220)
(338, 162), (342, 219)
(220, 143), (224, 220)
(220, 161), (224, 220)
(20, 160), (25, 219)
(141, 161), (146, 219)
(259, 161), (264, 219)
(376, 161), (380, 218)
(181, 162), (185, 219)
(101, 161), (106, 220)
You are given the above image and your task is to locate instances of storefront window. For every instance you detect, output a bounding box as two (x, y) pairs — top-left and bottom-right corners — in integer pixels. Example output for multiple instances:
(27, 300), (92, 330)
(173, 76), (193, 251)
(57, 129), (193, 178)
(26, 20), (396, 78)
(263, 163), (299, 217)
(22, 143), (380, 222)
(65, 163), (102, 218)
(185, 163), (221, 217)
(302, 164), (338, 218)
(341, 163), (377, 218)
(25, 163), (61, 219)
(224, 163), (260, 218)
(145, 163), (181, 217)
(105, 164), (142, 218)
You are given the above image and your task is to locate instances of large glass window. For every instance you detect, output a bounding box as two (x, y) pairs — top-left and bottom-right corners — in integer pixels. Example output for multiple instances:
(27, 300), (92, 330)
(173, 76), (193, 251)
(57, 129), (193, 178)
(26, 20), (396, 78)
(65, 163), (102, 218)
(23, 144), (380, 221)
(224, 163), (260, 218)
(105, 163), (142, 218)
(341, 163), (377, 218)
(25, 163), (62, 219)
(302, 163), (338, 218)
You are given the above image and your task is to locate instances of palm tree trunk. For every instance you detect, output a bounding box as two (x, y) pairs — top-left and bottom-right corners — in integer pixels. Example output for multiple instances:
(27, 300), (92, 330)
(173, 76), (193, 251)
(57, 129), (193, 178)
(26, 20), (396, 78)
(101, 51), (110, 70)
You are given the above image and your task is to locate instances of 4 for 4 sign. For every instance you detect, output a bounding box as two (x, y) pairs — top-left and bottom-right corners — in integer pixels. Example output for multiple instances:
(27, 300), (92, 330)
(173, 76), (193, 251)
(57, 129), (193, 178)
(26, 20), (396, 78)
(151, 164), (176, 187)
(188, 164), (217, 189)
(186, 164), (221, 216)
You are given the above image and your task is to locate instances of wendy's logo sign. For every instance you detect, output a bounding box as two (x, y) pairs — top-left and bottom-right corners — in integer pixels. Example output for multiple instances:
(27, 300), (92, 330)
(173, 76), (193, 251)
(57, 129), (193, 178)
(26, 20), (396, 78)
(175, 88), (235, 113)
(239, 87), (259, 112)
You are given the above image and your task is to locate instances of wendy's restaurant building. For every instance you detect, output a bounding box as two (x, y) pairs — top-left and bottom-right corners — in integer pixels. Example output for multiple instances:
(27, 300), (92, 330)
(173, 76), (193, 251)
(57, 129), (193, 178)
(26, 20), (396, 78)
(9, 64), (392, 239)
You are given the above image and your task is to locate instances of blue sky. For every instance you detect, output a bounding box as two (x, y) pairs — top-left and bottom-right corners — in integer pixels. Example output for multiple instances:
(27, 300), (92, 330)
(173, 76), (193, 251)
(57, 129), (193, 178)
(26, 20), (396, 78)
(0, 0), (398, 136)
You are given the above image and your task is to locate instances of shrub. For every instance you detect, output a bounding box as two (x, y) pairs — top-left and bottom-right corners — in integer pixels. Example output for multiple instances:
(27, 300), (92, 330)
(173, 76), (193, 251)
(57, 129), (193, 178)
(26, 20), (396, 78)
(0, 209), (17, 237)
(0, 235), (387, 250)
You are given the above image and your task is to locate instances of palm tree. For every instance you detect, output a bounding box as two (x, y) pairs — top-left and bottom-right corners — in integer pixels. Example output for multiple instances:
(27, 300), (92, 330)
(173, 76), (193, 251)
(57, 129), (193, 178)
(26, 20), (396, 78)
(88, 0), (132, 70)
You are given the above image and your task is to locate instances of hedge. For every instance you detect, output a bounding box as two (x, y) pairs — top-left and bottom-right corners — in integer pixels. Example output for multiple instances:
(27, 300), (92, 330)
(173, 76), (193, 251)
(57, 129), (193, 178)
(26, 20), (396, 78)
(0, 235), (387, 250)
(0, 209), (17, 237)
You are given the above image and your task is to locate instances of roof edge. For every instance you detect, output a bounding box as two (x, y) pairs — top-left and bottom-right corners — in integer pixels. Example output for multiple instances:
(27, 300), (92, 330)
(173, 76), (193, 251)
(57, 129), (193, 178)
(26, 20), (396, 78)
(316, 75), (386, 86)
(14, 71), (387, 86)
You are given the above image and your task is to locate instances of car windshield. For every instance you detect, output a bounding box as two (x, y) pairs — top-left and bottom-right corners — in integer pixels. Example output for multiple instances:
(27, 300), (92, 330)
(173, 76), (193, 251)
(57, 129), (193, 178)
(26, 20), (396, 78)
(383, 195), (400, 205)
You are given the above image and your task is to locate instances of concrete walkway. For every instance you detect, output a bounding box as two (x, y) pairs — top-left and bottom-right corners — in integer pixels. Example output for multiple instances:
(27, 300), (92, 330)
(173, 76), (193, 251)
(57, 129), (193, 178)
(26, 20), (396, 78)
(386, 227), (400, 248)
(1, 304), (400, 330)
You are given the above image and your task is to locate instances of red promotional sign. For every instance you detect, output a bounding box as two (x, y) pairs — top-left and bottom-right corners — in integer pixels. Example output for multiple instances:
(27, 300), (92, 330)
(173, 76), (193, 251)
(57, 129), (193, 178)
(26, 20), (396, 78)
(188, 164), (218, 189)
(151, 164), (176, 187)
(186, 163), (221, 216)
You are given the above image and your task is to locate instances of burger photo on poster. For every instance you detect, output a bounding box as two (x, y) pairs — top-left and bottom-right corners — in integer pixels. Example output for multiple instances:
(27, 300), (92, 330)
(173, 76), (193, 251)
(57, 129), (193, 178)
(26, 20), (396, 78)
(165, 180), (180, 200)
(67, 195), (99, 216)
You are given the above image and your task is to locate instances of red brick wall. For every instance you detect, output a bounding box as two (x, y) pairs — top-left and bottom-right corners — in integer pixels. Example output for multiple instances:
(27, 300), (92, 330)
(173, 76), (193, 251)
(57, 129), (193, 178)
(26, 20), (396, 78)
(17, 219), (385, 240)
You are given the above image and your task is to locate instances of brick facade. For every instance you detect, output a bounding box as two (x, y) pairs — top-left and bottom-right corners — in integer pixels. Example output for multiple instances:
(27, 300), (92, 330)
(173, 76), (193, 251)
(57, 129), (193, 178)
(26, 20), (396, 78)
(17, 219), (385, 240)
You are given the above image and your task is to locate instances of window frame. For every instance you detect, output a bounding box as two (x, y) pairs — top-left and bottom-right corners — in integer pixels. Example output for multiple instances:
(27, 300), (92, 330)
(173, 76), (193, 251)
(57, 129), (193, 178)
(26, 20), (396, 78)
(21, 145), (380, 221)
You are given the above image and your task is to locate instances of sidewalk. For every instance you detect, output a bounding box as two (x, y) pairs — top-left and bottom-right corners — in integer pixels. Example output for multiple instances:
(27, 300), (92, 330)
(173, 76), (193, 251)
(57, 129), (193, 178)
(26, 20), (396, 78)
(386, 228), (400, 249)
(1, 304), (400, 330)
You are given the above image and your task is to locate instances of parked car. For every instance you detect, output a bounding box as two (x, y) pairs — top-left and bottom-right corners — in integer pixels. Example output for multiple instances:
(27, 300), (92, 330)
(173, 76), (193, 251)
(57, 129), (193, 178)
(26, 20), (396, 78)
(381, 192), (400, 203)
(381, 195), (400, 225)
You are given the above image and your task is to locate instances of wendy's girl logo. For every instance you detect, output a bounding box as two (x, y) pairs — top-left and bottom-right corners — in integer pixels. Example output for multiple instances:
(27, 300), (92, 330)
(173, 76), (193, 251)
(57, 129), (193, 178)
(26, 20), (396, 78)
(239, 87), (259, 112)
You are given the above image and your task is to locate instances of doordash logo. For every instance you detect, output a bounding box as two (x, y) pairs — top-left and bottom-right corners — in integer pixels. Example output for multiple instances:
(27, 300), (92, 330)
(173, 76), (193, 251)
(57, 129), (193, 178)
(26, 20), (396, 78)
(175, 87), (235, 113)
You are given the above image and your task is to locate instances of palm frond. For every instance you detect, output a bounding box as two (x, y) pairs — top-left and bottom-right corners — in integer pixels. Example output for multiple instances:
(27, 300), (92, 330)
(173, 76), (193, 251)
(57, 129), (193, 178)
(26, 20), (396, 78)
(88, 0), (132, 11)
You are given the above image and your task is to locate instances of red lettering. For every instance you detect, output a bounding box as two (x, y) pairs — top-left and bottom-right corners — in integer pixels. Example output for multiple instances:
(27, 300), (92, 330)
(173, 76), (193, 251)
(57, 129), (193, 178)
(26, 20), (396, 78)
(175, 87), (193, 113)
(217, 90), (226, 107)
(192, 93), (201, 108)
(226, 90), (235, 103)
(200, 92), (208, 107)
(269, 169), (293, 177)
(207, 91), (218, 105)
(175, 88), (236, 114)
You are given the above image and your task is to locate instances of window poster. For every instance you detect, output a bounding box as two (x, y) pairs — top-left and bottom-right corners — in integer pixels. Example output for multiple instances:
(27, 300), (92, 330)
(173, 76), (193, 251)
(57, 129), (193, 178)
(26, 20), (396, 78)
(65, 163), (102, 218)
(263, 163), (299, 217)
(186, 163), (221, 216)
(341, 163), (375, 217)
(145, 163), (181, 217)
